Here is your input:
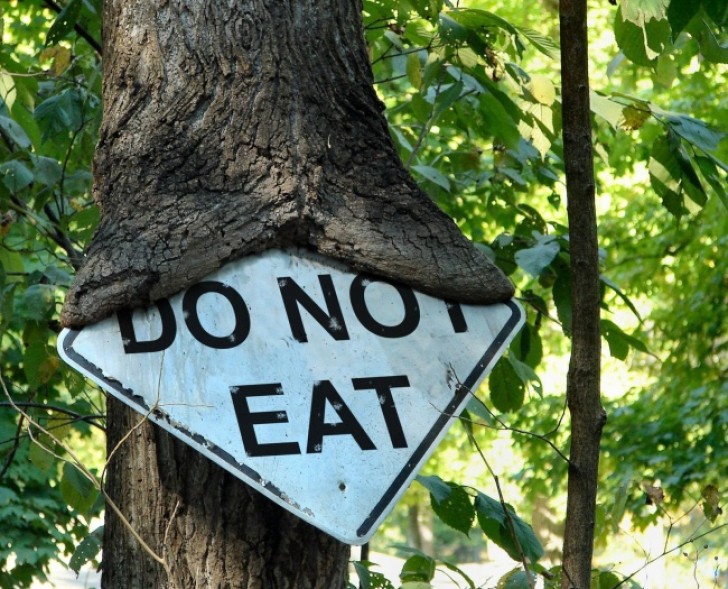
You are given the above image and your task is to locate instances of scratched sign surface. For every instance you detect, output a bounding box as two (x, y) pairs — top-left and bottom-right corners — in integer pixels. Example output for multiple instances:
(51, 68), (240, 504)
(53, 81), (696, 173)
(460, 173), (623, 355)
(58, 248), (523, 544)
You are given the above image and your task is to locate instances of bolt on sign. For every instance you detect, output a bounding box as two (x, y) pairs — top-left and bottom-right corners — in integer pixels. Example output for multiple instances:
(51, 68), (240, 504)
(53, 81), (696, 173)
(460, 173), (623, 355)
(58, 248), (524, 544)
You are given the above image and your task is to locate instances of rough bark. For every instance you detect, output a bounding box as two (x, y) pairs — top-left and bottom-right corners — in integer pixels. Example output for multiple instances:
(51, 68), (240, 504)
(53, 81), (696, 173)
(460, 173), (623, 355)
(558, 0), (606, 587)
(60, 0), (514, 329)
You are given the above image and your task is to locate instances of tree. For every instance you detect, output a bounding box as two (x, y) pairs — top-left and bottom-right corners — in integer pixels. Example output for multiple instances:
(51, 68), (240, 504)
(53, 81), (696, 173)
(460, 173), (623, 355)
(1, 0), (726, 587)
(58, 1), (513, 587)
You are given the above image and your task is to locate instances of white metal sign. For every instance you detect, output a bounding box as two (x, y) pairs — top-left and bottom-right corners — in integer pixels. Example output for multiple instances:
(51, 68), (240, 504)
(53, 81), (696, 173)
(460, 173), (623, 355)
(58, 248), (523, 544)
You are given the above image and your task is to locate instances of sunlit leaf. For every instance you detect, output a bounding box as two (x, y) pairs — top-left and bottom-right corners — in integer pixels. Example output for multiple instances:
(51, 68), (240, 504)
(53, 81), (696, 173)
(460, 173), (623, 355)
(701, 484), (723, 522)
(615, 6), (671, 66)
(406, 52), (423, 89)
(69, 526), (103, 574)
(525, 75), (555, 106)
(45, 0), (83, 46)
(400, 554), (436, 583)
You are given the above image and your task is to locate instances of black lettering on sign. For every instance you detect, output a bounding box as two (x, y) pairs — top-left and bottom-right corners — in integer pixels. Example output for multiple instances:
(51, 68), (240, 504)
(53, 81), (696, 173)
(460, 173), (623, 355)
(445, 300), (468, 333)
(118, 299), (176, 354)
(352, 375), (410, 448)
(278, 275), (350, 342)
(230, 384), (301, 457)
(349, 275), (420, 338)
(307, 380), (375, 453)
(183, 282), (250, 349)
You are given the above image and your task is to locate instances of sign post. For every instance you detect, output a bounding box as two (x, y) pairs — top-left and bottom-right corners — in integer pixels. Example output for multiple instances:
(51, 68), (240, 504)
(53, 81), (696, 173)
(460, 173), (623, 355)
(58, 248), (523, 544)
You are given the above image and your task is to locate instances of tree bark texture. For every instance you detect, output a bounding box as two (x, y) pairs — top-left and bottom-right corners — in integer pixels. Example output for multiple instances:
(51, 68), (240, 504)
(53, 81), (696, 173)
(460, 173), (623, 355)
(60, 0), (514, 329)
(103, 397), (349, 589)
(59, 2), (517, 587)
(558, 0), (606, 587)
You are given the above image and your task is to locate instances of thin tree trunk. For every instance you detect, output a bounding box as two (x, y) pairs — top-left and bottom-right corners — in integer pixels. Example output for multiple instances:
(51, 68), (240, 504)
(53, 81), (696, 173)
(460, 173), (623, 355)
(558, 0), (606, 587)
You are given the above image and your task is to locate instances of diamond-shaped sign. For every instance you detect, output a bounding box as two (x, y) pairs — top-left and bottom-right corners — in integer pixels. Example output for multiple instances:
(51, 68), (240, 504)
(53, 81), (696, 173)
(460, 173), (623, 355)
(58, 248), (523, 544)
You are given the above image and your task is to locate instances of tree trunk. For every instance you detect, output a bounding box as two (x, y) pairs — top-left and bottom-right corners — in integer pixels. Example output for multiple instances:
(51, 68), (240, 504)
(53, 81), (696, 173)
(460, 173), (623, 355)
(558, 0), (606, 587)
(60, 0), (513, 329)
(59, 1), (514, 587)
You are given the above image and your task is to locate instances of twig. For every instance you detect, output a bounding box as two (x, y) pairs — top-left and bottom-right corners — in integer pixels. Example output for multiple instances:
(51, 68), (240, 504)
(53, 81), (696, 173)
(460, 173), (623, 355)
(611, 523), (728, 589)
(1, 373), (170, 575)
(0, 401), (105, 430)
(467, 431), (535, 589)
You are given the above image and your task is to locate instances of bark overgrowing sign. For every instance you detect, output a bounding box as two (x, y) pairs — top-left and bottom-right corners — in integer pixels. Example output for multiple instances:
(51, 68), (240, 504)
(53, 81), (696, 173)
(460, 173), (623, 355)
(58, 249), (523, 543)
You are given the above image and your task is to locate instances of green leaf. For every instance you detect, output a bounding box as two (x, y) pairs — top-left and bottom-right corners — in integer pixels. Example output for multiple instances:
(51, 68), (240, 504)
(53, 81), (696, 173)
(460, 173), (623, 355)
(695, 156), (728, 210)
(598, 571), (622, 589)
(69, 526), (104, 574)
(46, 0), (83, 46)
(475, 493), (544, 563)
(23, 340), (51, 388)
(429, 482), (475, 535)
(657, 109), (725, 153)
(438, 13), (469, 44)
(686, 16), (728, 63)
(508, 356), (543, 396)
(514, 238), (559, 277)
(615, 6), (672, 66)
(480, 91), (522, 149)
(353, 562), (395, 589)
(0, 160), (34, 192)
(600, 275), (643, 322)
(0, 114), (31, 148)
(552, 268), (572, 333)
(406, 52), (423, 89)
(17, 284), (57, 321)
(620, 0), (668, 24)
(589, 90), (624, 129)
(28, 441), (55, 472)
(497, 569), (538, 589)
(465, 396), (495, 425)
(416, 474), (452, 503)
(34, 89), (84, 138)
(447, 8), (518, 36)
(703, 0), (728, 26)
(489, 357), (525, 412)
(400, 554), (436, 583)
(516, 27), (559, 59)
(433, 81), (464, 118)
(31, 156), (63, 187)
(601, 319), (648, 360)
(411, 165), (451, 191)
(60, 462), (98, 515)
(666, 0), (700, 36)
